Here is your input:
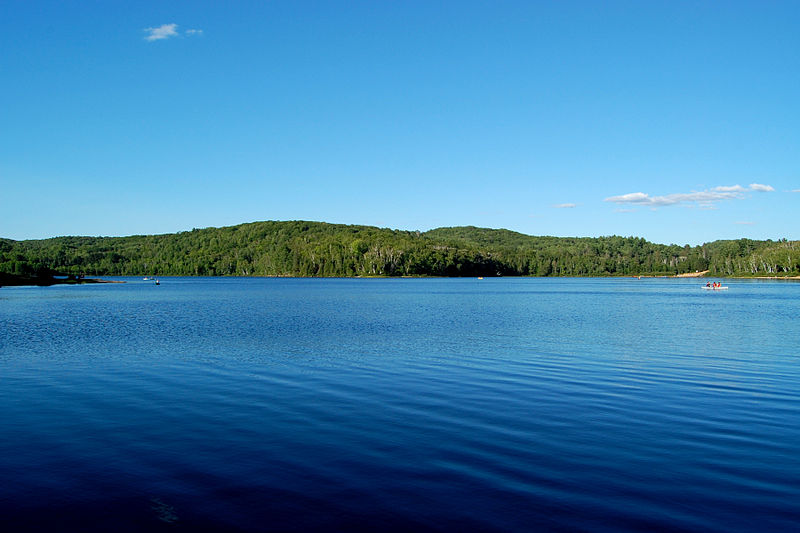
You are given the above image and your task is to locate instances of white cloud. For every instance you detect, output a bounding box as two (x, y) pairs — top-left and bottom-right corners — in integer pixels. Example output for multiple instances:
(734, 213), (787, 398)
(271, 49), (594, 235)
(606, 192), (653, 205)
(605, 183), (774, 208)
(735, 221), (755, 226)
(792, 189), (800, 193)
(144, 23), (179, 41)
(553, 203), (577, 209)
(185, 29), (203, 36)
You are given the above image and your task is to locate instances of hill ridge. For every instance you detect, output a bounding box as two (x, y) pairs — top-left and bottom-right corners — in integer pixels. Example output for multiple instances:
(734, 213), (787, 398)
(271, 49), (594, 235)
(1, 220), (797, 278)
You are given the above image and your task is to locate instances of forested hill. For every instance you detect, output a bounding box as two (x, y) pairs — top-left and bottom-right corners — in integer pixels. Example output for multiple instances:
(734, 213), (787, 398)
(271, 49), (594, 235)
(1, 220), (798, 278)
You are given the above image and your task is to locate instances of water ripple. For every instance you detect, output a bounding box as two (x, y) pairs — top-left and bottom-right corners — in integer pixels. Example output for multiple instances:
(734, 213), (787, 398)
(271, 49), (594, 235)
(2, 278), (800, 531)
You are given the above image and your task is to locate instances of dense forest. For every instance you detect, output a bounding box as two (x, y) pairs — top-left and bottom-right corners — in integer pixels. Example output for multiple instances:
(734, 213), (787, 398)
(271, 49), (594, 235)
(1, 220), (798, 279)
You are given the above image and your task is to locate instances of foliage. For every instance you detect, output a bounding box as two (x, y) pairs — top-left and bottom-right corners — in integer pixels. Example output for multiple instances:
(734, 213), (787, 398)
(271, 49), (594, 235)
(1, 221), (797, 278)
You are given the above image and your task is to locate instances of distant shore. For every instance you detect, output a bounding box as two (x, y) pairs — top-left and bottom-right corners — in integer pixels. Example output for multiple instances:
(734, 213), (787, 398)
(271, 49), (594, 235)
(675, 270), (710, 278)
(670, 270), (800, 280)
(3, 273), (800, 287)
(731, 275), (800, 280)
(0, 274), (123, 287)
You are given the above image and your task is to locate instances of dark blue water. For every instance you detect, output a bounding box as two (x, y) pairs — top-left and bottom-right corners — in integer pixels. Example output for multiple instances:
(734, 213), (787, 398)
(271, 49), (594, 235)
(2, 277), (799, 532)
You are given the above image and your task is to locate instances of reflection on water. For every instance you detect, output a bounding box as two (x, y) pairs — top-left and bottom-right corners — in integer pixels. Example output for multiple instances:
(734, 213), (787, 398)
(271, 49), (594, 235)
(1, 277), (799, 531)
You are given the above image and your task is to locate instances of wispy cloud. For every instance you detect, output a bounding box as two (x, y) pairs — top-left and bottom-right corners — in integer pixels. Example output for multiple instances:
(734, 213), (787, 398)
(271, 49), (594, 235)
(735, 221), (756, 226)
(144, 24), (203, 41)
(713, 185), (746, 192)
(791, 189), (800, 193)
(553, 203), (577, 209)
(605, 183), (773, 208)
(144, 23), (179, 41)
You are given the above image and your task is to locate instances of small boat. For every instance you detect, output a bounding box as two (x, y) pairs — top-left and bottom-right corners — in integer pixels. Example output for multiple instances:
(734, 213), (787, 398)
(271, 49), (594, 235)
(702, 285), (728, 290)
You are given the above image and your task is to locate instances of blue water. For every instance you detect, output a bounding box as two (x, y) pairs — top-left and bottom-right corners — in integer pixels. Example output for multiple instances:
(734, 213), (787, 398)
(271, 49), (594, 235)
(1, 277), (799, 531)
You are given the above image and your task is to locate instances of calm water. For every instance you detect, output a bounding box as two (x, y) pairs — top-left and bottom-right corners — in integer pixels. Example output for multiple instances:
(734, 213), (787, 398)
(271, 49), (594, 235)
(1, 277), (799, 532)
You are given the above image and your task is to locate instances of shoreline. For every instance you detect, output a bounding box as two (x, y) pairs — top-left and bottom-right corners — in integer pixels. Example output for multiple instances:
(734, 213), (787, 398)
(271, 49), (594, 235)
(0, 275), (124, 288)
(730, 275), (800, 280)
(4, 273), (800, 287)
(674, 270), (710, 278)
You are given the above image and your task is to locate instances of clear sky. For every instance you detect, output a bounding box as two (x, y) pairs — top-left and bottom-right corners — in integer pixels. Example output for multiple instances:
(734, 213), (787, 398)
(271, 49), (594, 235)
(1, 1), (797, 245)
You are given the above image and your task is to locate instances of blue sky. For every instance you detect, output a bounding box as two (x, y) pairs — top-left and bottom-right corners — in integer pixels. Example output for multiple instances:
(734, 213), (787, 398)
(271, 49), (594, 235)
(1, 1), (797, 245)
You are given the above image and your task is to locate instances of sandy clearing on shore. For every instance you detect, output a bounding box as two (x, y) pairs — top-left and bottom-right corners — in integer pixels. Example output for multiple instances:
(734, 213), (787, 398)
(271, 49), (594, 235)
(675, 270), (709, 278)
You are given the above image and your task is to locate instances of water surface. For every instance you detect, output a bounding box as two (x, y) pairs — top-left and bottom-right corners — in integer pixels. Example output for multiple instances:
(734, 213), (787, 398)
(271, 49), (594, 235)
(2, 277), (798, 531)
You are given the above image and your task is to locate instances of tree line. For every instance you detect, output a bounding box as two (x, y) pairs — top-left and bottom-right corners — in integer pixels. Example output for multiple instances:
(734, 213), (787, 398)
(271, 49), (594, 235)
(1, 220), (797, 279)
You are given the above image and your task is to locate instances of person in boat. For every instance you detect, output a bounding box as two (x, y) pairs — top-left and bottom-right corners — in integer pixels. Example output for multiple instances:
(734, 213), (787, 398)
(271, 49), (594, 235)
(706, 281), (711, 287)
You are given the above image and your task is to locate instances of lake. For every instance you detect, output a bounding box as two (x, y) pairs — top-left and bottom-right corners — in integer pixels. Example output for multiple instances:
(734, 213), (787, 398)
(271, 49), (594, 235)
(1, 277), (799, 531)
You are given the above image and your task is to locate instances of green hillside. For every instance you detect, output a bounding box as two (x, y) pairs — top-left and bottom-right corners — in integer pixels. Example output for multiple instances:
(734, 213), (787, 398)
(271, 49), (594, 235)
(1, 220), (797, 278)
